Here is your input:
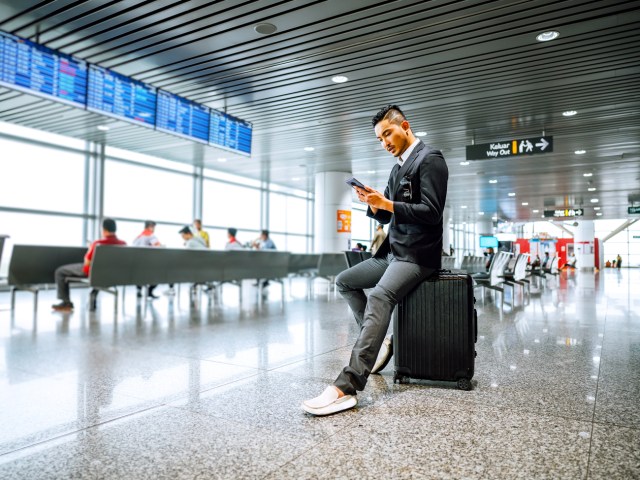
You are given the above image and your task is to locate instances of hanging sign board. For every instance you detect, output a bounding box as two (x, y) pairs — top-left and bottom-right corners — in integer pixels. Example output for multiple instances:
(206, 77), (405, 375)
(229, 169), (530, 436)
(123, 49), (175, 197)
(466, 136), (553, 160)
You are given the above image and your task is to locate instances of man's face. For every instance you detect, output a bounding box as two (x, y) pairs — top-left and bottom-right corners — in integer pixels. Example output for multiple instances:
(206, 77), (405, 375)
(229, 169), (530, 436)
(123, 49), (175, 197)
(194, 221), (201, 230)
(374, 119), (410, 157)
(181, 233), (190, 241)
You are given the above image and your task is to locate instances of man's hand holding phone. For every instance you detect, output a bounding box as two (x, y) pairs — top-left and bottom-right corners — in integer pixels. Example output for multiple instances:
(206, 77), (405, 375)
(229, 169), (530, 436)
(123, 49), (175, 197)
(345, 177), (394, 213)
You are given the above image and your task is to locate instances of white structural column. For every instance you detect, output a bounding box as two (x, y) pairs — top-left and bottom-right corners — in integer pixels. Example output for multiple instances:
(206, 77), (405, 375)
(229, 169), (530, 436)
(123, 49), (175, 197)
(574, 220), (595, 271)
(314, 172), (353, 252)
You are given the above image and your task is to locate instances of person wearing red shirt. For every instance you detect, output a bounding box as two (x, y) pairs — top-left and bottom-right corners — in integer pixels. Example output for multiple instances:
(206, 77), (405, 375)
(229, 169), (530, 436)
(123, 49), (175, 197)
(52, 218), (126, 312)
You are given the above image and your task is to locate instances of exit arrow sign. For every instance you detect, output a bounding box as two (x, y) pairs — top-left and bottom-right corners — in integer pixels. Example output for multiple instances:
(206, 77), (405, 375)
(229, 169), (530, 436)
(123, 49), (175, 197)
(466, 136), (554, 160)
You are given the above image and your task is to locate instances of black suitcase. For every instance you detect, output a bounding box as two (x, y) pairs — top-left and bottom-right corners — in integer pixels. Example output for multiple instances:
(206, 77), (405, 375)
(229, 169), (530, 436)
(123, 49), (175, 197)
(393, 271), (477, 390)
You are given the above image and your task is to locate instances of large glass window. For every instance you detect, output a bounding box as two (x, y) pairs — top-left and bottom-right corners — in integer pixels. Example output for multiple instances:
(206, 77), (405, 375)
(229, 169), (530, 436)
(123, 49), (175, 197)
(103, 159), (193, 224)
(0, 137), (85, 213)
(351, 204), (373, 249)
(203, 180), (260, 231)
(269, 193), (308, 236)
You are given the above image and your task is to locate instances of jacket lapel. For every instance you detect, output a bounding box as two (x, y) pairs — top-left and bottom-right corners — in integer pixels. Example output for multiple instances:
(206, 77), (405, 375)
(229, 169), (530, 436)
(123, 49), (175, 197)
(391, 141), (424, 197)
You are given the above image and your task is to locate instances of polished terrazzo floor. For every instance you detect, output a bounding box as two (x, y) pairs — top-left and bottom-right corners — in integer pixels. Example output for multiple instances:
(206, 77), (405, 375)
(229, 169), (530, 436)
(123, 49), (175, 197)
(0, 269), (638, 479)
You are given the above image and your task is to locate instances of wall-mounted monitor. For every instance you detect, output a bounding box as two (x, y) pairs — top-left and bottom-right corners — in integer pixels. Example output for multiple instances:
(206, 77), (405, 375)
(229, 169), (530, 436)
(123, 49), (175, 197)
(209, 110), (252, 156)
(0, 31), (87, 107)
(87, 64), (156, 126)
(479, 236), (499, 249)
(156, 90), (209, 143)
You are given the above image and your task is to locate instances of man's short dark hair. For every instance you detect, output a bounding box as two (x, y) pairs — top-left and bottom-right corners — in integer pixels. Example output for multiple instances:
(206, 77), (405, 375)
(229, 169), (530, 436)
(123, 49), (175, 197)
(103, 218), (116, 233)
(178, 226), (192, 235)
(144, 220), (156, 229)
(261, 230), (269, 237)
(228, 228), (237, 237)
(194, 219), (202, 224)
(372, 104), (406, 127)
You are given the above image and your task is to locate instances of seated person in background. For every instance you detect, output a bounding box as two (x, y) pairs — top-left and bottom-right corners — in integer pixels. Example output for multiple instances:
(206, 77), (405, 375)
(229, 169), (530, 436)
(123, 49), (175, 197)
(179, 226), (207, 249)
(225, 228), (245, 250)
(53, 218), (126, 312)
(252, 230), (276, 250)
(193, 219), (210, 248)
(352, 242), (364, 252)
(541, 251), (551, 269)
(605, 260), (611, 268)
(561, 253), (577, 270)
(133, 220), (162, 299)
(531, 254), (541, 270)
(612, 260), (616, 268)
(485, 247), (495, 271)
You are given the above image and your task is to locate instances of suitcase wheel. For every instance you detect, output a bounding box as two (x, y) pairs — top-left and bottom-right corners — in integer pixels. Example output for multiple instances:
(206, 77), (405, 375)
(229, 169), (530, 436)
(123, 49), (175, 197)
(394, 373), (408, 384)
(456, 378), (472, 391)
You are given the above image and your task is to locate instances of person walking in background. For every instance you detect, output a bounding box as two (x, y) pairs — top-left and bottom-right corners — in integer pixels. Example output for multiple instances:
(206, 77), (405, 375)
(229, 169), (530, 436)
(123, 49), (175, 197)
(616, 254), (622, 269)
(370, 224), (386, 255)
(52, 218), (126, 312)
(193, 219), (210, 248)
(133, 220), (162, 299)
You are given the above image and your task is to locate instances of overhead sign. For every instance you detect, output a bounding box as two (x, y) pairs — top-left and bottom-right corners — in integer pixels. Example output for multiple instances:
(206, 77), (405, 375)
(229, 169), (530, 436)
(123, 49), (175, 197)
(466, 136), (553, 160)
(544, 208), (584, 218)
(629, 206), (640, 214)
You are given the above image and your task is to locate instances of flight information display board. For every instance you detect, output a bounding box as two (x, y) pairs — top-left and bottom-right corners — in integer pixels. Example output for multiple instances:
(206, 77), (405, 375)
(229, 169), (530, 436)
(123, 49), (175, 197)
(87, 64), (156, 126)
(156, 90), (209, 143)
(0, 31), (87, 106)
(209, 110), (252, 155)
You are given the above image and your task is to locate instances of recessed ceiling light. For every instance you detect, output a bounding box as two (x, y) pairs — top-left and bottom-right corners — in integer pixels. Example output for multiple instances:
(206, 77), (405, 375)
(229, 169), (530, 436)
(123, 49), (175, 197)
(254, 23), (277, 35)
(575, 150), (586, 155)
(331, 75), (348, 83)
(292, 177), (301, 181)
(583, 172), (593, 177)
(415, 131), (427, 137)
(563, 110), (577, 117)
(461, 205), (467, 209)
(533, 209), (539, 213)
(97, 125), (109, 131)
(508, 192), (516, 197)
(460, 161), (470, 166)
(492, 216), (498, 221)
(593, 207), (601, 210)
(489, 179), (498, 184)
(588, 187), (597, 192)
(522, 202), (529, 206)
(590, 198), (599, 203)
(478, 211), (484, 215)
(541, 215), (545, 218)
(367, 170), (376, 174)
(537, 31), (560, 42)
(596, 212), (603, 216)
(217, 157), (227, 162)
(304, 146), (315, 151)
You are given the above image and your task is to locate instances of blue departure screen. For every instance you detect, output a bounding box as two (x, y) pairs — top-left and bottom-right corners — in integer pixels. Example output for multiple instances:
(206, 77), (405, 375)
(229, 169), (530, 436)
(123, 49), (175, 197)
(156, 90), (209, 143)
(0, 31), (87, 106)
(209, 110), (252, 155)
(87, 64), (156, 126)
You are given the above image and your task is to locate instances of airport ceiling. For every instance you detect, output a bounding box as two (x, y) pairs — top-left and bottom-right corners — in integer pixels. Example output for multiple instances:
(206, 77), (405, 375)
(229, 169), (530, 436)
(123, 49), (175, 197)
(1, 0), (639, 225)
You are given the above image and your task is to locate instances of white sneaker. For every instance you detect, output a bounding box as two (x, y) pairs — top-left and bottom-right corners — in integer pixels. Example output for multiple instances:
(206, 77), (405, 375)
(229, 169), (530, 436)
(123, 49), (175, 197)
(302, 386), (357, 416)
(371, 336), (393, 374)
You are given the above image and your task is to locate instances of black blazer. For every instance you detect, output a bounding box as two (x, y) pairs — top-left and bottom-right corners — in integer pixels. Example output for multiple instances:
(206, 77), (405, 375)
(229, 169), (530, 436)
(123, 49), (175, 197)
(368, 141), (448, 269)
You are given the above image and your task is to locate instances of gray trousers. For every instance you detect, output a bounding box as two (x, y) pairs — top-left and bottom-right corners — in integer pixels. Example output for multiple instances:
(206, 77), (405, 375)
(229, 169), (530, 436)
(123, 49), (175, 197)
(334, 253), (435, 395)
(55, 263), (86, 303)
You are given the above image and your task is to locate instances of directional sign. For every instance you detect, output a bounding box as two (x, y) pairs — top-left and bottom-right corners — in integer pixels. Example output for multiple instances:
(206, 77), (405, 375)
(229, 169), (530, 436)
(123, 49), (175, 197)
(544, 208), (584, 218)
(629, 206), (640, 214)
(466, 136), (553, 160)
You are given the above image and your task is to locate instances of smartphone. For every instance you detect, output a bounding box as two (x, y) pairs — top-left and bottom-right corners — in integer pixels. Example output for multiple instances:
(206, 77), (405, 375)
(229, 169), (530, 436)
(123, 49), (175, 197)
(345, 177), (367, 190)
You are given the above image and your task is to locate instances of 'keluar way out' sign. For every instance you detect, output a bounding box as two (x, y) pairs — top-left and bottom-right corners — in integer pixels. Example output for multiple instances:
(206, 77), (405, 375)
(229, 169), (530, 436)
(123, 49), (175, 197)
(544, 208), (584, 218)
(466, 136), (553, 160)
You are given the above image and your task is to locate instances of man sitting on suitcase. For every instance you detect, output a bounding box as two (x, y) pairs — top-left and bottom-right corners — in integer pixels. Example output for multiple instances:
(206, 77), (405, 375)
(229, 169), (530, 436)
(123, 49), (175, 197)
(302, 105), (449, 415)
